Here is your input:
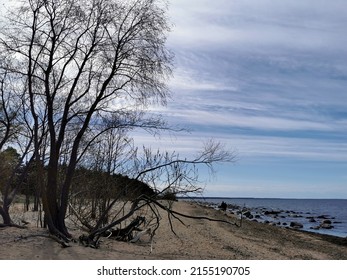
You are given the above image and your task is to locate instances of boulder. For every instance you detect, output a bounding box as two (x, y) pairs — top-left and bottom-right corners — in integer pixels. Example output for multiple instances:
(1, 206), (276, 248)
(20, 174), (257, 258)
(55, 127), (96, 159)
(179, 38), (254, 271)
(290, 222), (303, 229)
(317, 215), (330, 219)
(310, 226), (320, 230)
(320, 220), (334, 229)
(289, 214), (303, 218)
(264, 210), (281, 215)
(320, 223), (334, 229)
(243, 211), (253, 219)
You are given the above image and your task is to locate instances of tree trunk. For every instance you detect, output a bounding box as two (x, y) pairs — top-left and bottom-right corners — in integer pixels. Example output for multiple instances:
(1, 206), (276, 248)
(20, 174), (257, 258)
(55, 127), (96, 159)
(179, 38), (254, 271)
(0, 204), (12, 225)
(42, 152), (71, 239)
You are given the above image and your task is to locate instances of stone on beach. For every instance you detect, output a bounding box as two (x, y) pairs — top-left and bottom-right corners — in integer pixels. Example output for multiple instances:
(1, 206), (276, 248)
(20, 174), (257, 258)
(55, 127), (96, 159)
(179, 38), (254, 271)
(290, 222), (304, 229)
(242, 210), (253, 219)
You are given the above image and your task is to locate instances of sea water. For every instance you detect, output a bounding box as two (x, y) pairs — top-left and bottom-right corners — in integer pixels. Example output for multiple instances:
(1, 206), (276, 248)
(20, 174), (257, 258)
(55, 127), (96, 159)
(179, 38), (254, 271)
(184, 198), (347, 238)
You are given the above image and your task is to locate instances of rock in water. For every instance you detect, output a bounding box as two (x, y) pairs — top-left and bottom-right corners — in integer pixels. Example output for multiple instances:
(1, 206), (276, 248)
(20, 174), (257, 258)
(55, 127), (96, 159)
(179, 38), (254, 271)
(320, 220), (334, 229)
(290, 222), (303, 229)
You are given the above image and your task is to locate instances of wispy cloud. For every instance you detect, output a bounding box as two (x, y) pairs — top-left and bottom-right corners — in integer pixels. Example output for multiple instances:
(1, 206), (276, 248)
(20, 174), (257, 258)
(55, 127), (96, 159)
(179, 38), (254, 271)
(168, 67), (238, 92)
(152, 0), (347, 197)
(172, 110), (336, 132)
(168, 0), (347, 53)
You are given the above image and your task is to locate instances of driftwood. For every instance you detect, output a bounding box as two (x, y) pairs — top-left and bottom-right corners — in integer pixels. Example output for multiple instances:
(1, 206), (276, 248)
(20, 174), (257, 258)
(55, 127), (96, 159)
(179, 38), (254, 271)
(79, 234), (100, 248)
(104, 216), (146, 241)
(79, 216), (146, 248)
(79, 195), (240, 249)
(130, 228), (152, 243)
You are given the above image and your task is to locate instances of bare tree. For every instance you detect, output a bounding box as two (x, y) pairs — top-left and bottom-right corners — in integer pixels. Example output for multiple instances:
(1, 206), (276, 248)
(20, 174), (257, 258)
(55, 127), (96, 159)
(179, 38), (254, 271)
(0, 0), (172, 240)
(1, 0), (238, 248)
(0, 62), (34, 226)
(0, 68), (20, 152)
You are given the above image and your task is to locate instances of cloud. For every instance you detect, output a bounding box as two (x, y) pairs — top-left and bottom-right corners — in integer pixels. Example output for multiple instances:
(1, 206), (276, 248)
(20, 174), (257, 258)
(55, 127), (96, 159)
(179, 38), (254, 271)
(132, 129), (347, 163)
(144, 0), (347, 197)
(179, 110), (335, 132)
(230, 135), (347, 162)
(168, 0), (347, 54)
(168, 67), (238, 92)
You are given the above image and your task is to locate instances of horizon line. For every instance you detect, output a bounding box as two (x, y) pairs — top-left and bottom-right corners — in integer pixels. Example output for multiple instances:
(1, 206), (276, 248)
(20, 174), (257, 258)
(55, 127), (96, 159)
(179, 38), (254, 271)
(177, 196), (347, 200)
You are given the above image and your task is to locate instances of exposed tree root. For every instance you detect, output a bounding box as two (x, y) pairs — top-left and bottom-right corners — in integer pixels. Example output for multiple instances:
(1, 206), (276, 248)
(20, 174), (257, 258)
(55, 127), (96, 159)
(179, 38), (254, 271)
(0, 223), (26, 229)
(78, 196), (240, 249)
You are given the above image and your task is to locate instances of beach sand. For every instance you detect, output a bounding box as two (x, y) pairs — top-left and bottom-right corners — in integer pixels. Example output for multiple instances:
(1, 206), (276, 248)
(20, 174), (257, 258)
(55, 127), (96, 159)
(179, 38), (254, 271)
(1, 201), (346, 259)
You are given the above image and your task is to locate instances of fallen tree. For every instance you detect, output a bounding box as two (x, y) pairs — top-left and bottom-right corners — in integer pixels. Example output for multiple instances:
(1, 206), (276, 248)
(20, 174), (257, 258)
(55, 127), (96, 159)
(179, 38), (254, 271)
(72, 142), (238, 249)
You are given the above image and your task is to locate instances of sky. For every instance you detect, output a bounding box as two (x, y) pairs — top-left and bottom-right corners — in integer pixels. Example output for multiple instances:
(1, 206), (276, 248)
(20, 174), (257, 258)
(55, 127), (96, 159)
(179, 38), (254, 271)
(143, 0), (347, 198)
(1, 0), (346, 199)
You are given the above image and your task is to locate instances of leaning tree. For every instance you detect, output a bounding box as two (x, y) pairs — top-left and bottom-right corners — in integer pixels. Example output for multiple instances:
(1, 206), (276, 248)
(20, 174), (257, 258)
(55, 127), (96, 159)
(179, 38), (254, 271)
(0, 0), (173, 240)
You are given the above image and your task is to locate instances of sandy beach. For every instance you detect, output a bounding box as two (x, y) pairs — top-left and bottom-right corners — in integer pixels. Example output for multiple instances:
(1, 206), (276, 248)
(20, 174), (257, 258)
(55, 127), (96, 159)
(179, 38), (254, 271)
(1, 201), (346, 260)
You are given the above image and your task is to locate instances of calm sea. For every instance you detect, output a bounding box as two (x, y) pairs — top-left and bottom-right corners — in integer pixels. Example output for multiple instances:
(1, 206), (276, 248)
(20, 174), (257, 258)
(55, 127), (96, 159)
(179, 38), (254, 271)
(182, 197), (347, 238)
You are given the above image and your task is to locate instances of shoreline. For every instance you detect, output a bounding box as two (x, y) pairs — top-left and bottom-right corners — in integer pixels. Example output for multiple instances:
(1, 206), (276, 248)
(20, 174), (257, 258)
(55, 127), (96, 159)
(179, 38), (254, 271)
(183, 198), (347, 239)
(1, 201), (347, 259)
(194, 200), (347, 245)
(287, 227), (347, 247)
